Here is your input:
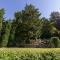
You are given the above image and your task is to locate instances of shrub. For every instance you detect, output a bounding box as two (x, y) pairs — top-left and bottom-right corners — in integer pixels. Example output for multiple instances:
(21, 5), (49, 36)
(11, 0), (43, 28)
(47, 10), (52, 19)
(50, 37), (60, 47)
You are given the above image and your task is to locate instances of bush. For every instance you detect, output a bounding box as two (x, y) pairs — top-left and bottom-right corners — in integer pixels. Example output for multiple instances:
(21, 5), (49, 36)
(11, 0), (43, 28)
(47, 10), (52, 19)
(50, 37), (60, 47)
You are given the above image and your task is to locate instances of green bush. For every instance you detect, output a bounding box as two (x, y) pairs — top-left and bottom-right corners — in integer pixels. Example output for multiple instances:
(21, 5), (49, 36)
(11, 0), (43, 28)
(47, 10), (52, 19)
(50, 37), (60, 47)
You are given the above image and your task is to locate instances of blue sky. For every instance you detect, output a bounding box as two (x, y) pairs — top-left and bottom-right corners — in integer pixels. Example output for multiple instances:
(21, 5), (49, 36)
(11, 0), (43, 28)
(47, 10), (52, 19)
(0, 0), (60, 19)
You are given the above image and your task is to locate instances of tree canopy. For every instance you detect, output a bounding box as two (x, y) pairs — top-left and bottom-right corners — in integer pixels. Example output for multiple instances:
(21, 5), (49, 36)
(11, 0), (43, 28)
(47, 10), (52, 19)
(0, 4), (60, 47)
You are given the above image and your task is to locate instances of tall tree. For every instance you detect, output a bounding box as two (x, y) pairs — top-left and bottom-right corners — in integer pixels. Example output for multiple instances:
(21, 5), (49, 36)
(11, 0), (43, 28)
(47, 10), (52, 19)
(50, 12), (60, 30)
(14, 4), (42, 46)
(40, 17), (52, 39)
(1, 20), (11, 47)
(50, 12), (60, 37)
(7, 19), (17, 47)
(50, 12), (60, 22)
(0, 9), (4, 38)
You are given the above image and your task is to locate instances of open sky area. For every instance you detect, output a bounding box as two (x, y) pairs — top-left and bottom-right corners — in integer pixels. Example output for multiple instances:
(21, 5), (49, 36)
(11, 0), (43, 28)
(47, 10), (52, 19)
(0, 0), (60, 19)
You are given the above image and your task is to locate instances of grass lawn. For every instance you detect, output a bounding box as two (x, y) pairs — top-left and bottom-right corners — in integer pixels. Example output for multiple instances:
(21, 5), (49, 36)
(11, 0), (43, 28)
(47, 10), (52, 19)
(0, 48), (60, 60)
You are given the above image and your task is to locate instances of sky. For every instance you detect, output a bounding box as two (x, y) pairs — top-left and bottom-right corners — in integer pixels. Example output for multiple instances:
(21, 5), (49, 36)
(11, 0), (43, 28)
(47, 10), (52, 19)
(0, 0), (60, 19)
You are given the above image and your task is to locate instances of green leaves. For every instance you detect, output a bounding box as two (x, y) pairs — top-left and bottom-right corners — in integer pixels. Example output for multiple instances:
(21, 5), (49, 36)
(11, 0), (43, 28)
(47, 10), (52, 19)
(0, 9), (4, 32)
(14, 4), (42, 45)
(1, 21), (11, 47)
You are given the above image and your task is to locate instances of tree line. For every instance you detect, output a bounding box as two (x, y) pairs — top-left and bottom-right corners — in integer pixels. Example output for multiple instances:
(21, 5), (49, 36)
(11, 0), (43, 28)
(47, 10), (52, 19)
(0, 4), (60, 47)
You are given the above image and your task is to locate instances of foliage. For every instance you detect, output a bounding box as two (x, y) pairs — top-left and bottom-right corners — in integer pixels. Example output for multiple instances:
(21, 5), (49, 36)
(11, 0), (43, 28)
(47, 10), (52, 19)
(49, 37), (60, 47)
(50, 11), (60, 32)
(7, 20), (17, 47)
(0, 9), (4, 32)
(14, 4), (42, 45)
(0, 9), (4, 45)
(0, 4), (60, 47)
(1, 20), (11, 47)
(40, 18), (52, 39)
(50, 12), (60, 22)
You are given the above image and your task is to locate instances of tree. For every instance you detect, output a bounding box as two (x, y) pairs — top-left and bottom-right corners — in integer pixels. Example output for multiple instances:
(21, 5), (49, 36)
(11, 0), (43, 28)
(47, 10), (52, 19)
(0, 9), (4, 39)
(50, 12), (60, 22)
(50, 12), (60, 37)
(1, 20), (11, 47)
(7, 19), (17, 47)
(40, 17), (52, 39)
(14, 4), (42, 46)
(50, 12), (60, 30)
